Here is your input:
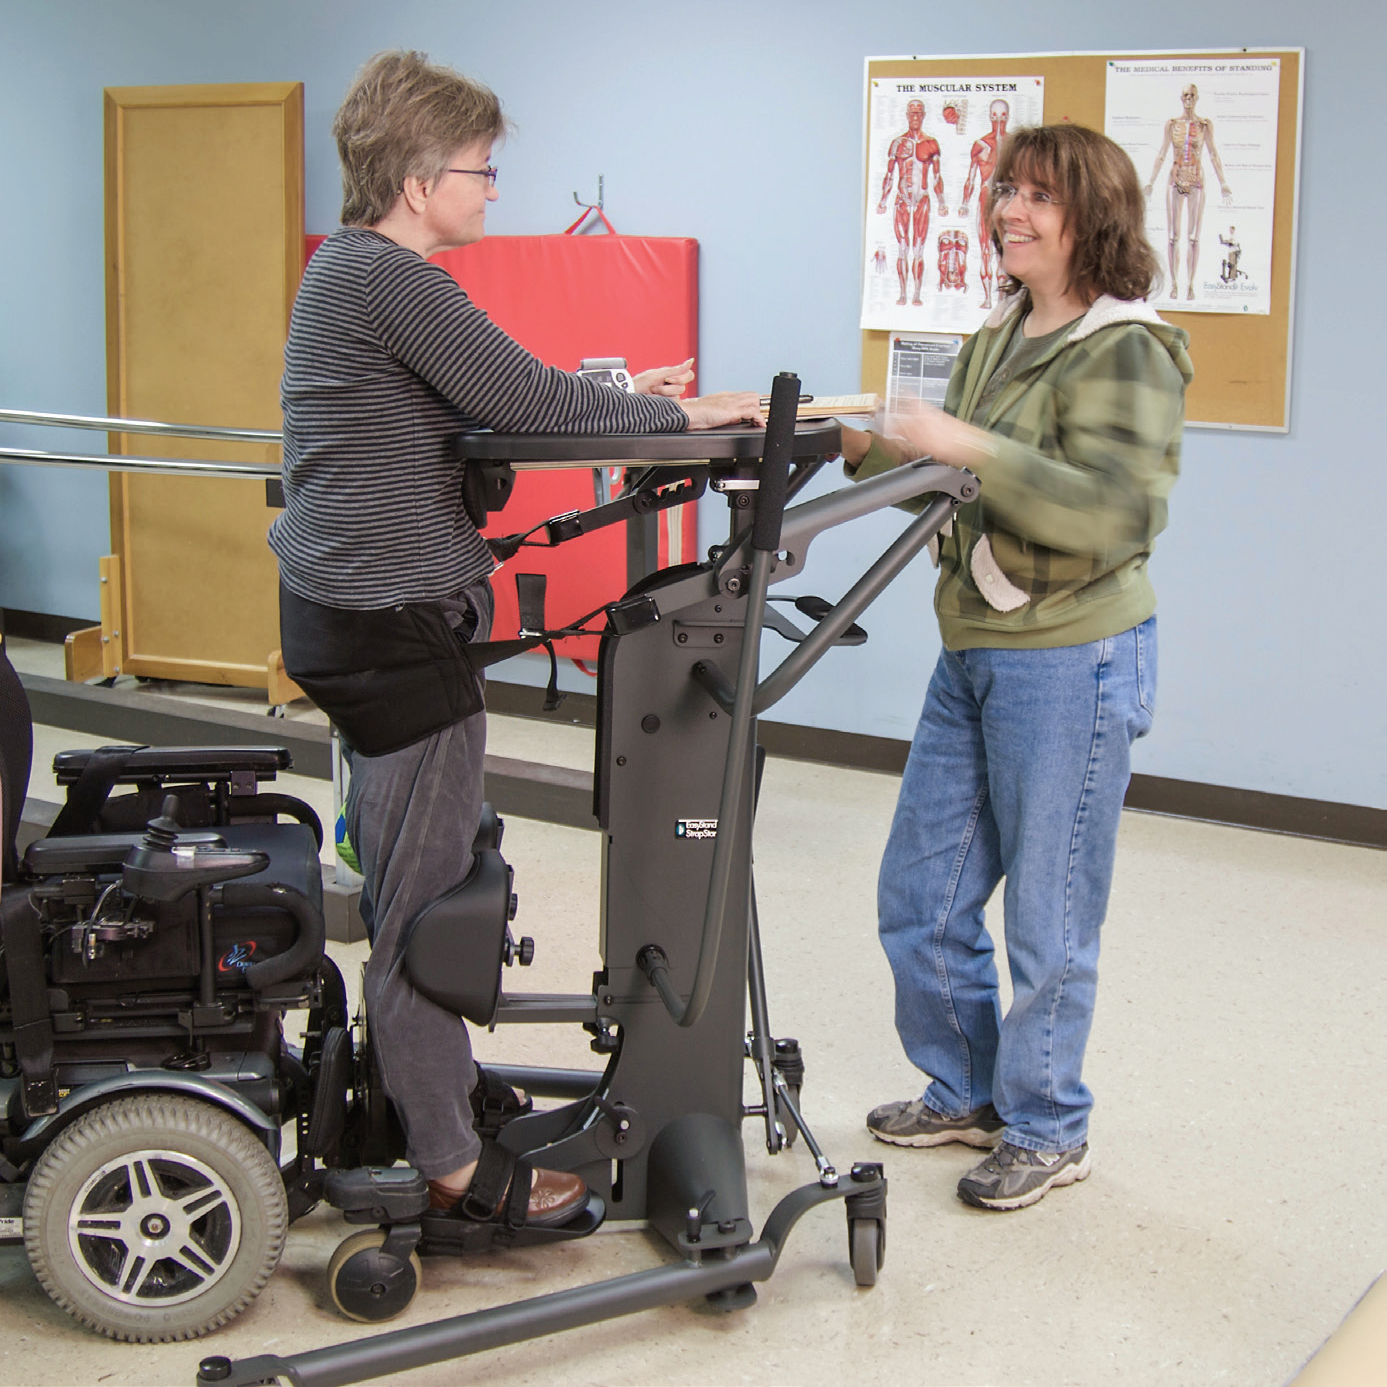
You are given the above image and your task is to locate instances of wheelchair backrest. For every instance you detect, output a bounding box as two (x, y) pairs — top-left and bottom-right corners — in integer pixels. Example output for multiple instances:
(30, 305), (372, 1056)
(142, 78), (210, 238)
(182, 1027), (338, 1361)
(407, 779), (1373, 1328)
(0, 641), (35, 885)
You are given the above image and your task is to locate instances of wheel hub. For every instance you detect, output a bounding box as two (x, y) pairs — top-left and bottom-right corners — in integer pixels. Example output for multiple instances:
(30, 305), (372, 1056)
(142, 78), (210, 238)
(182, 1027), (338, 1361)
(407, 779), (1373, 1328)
(68, 1149), (242, 1307)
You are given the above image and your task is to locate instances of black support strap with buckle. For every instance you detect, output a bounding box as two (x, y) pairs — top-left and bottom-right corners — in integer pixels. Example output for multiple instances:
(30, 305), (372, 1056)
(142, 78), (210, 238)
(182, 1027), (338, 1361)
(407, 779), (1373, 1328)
(1, 890), (58, 1117)
(459, 1141), (534, 1230)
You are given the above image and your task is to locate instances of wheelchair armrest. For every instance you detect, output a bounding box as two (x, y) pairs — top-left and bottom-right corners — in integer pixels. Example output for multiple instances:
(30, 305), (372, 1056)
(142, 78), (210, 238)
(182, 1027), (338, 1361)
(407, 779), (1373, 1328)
(53, 746), (292, 785)
(24, 831), (225, 877)
(122, 842), (269, 904)
(219, 881), (325, 990)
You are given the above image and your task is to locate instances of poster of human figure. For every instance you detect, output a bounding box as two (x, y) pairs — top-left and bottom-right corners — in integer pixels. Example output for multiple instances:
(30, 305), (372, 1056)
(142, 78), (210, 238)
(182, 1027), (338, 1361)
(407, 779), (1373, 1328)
(1105, 57), (1279, 315)
(861, 75), (1044, 333)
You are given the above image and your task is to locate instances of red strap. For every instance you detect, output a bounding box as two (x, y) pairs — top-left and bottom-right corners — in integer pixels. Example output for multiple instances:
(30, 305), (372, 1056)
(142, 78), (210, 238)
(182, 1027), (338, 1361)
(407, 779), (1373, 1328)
(563, 205), (618, 236)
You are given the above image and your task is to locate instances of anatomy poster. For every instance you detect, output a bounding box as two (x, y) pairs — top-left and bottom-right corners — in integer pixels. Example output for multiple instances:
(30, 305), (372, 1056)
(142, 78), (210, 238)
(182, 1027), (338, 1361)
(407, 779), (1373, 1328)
(861, 75), (1044, 333)
(1106, 57), (1279, 315)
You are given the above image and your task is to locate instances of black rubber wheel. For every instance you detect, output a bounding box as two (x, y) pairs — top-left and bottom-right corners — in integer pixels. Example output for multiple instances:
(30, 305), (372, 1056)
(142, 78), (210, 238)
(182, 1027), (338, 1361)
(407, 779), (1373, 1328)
(327, 1229), (422, 1323)
(849, 1217), (885, 1288)
(23, 1094), (287, 1341)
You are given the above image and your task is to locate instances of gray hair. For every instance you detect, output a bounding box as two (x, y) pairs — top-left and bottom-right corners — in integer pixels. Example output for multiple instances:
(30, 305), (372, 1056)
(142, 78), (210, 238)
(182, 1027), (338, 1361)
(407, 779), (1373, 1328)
(332, 50), (507, 226)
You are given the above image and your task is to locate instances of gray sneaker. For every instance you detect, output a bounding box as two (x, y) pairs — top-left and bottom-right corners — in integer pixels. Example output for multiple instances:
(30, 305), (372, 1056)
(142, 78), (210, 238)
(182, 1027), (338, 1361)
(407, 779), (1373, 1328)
(866, 1097), (1004, 1149)
(957, 1140), (1092, 1210)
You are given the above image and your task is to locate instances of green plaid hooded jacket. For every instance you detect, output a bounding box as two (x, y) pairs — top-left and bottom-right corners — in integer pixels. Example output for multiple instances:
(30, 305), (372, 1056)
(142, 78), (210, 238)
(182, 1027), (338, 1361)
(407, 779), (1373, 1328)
(857, 291), (1193, 650)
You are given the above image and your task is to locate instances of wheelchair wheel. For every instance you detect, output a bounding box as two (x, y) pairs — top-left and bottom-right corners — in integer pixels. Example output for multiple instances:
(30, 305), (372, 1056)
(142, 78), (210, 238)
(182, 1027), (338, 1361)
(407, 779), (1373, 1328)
(23, 1094), (288, 1341)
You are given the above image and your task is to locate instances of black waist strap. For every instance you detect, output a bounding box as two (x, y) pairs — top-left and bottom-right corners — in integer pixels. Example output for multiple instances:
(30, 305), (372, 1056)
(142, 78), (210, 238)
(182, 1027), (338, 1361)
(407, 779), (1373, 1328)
(279, 585), (487, 756)
(279, 574), (615, 744)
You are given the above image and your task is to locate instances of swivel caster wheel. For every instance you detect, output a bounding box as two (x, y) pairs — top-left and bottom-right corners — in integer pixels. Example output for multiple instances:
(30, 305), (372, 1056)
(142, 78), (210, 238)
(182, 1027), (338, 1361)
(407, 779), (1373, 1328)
(327, 1229), (422, 1323)
(848, 1217), (885, 1289)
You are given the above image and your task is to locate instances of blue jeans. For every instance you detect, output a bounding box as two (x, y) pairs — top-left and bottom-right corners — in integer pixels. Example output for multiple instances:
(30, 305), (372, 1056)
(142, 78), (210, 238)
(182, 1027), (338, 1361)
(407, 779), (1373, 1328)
(878, 619), (1156, 1154)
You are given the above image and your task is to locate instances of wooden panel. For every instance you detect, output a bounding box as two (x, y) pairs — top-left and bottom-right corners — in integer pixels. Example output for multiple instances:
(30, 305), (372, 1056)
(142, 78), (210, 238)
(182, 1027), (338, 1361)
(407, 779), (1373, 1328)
(104, 82), (303, 686)
(97, 553), (123, 677)
(63, 626), (104, 683)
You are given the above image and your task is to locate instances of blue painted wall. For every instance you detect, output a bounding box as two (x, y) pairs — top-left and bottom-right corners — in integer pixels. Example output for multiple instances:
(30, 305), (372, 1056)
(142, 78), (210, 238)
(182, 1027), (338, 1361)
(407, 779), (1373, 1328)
(1, 1), (1381, 809)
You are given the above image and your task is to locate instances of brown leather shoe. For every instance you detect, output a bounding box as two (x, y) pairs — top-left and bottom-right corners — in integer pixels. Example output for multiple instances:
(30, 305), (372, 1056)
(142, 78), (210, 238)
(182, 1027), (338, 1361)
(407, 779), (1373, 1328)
(524, 1166), (587, 1226)
(428, 1151), (587, 1229)
(428, 1179), (466, 1211)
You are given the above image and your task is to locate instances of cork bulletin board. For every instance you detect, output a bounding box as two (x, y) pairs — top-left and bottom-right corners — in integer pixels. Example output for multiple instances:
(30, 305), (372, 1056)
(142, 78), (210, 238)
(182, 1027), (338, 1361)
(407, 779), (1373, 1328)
(861, 50), (1304, 430)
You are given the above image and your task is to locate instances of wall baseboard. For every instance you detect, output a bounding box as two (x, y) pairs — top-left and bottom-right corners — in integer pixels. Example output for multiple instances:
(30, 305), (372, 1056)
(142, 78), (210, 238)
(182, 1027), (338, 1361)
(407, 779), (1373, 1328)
(13, 671), (1383, 851)
(485, 680), (1387, 851)
(1122, 774), (1385, 849)
(1, 607), (98, 643)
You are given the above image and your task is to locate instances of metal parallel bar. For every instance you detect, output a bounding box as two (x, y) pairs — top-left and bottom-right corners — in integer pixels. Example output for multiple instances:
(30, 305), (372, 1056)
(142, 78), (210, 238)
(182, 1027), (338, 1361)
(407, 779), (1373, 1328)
(0, 443), (699, 480)
(0, 406), (281, 444)
(0, 446), (279, 479)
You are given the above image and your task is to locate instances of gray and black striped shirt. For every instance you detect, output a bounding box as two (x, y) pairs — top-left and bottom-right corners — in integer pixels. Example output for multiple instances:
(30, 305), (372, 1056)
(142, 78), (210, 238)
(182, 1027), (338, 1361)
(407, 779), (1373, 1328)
(270, 227), (686, 608)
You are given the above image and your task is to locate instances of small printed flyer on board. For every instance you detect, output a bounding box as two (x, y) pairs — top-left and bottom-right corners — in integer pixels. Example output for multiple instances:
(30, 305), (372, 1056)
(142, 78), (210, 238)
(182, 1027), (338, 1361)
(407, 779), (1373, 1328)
(862, 74), (1044, 333)
(1105, 57), (1280, 314)
(886, 334), (963, 415)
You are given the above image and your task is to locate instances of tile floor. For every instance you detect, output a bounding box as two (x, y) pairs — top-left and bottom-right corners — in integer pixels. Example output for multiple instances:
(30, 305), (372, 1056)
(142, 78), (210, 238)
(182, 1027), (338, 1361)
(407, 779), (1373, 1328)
(1, 636), (1383, 1387)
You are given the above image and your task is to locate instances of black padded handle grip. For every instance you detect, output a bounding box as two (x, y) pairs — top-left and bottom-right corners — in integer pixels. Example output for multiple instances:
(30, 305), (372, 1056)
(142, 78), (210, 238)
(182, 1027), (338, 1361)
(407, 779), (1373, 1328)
(220, 882), (324, 991)
(752, 372), (800, 553)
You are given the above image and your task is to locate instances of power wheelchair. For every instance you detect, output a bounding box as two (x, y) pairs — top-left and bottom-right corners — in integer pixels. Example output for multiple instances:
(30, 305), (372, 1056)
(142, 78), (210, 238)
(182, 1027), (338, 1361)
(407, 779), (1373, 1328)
(0, 641), (348, 1340)
(1, 642), (549, 1346)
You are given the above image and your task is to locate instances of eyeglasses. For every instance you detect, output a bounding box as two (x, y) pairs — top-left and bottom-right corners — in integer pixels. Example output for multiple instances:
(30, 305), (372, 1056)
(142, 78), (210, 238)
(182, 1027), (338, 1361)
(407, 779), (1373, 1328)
(446, 165), (499, 185)
(991, 183), (1064, 209)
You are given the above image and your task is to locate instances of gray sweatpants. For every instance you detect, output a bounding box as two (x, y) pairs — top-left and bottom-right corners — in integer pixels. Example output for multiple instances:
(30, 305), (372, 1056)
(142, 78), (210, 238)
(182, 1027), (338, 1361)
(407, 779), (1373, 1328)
(344, 581), (492, 1179)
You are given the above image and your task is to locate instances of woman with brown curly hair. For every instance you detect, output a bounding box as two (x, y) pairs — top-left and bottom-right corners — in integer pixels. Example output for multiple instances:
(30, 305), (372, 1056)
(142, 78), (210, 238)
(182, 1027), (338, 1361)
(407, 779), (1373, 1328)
(844, 124), (1193, 1211)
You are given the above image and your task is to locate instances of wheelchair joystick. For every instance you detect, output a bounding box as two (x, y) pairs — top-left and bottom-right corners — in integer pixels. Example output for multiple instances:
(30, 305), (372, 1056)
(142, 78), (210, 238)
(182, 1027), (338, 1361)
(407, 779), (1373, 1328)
(141, 796), (183, 849)
(122, 794), (269, 904)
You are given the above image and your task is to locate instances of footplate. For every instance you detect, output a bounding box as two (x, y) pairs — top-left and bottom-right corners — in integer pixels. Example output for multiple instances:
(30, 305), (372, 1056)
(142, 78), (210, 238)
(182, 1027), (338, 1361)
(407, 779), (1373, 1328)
(417, 1195), (606, 1256)
(324, 1165), (430, 1223)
